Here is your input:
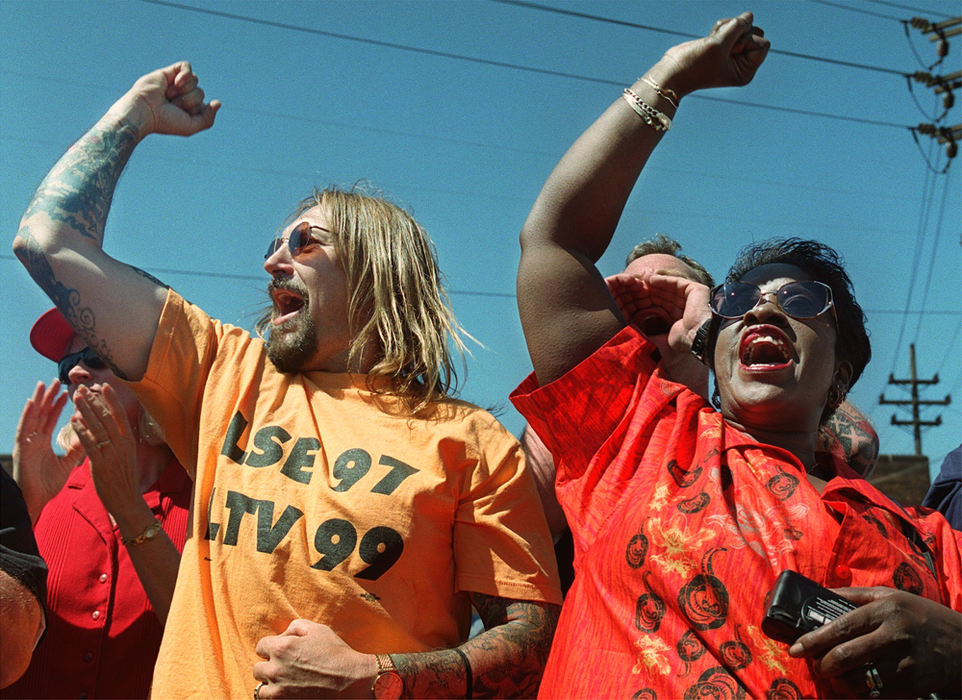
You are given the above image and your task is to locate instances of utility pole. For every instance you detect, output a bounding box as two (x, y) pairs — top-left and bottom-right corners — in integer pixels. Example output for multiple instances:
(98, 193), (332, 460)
(879, 344), (951, 456)
(910, 15), (961, 164)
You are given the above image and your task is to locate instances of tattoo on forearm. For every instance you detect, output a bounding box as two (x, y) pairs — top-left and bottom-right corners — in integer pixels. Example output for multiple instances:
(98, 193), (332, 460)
(15, 120), (142, 377)
(392, 595), (560, 698)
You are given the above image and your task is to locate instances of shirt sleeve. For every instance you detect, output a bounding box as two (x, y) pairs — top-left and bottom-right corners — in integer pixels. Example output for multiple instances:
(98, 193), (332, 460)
(453, 416), (563, 605)
(922, 446), (962, 530)
(129, 290), (221, 478)
(510, 326), (698, 546)
(510, 326), (659, 480)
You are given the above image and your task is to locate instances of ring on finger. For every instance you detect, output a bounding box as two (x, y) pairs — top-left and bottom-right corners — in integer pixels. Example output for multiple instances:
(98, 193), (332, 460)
(95, 439), (111, 449)
(864, 666), (882, 698)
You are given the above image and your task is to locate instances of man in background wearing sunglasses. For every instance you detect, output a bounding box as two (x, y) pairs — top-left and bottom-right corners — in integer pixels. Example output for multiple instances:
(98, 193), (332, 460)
(13, 62), (561, 699)
(3, 308), (190, 700)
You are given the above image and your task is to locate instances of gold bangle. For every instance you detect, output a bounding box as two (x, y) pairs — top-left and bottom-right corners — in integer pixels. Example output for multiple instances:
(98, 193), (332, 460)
(122, 519), (162, 546)
(622, 89), (671, 132)
(640, 75), (679, 109)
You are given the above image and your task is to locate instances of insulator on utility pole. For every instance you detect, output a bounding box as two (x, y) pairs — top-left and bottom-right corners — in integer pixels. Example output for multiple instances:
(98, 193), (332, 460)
(915, 124), (961, 159)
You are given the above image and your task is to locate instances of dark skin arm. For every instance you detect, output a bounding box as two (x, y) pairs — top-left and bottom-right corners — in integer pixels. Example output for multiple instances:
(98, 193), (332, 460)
(517, 12), (769, 386)
(789, 587), (961, 698)
(253, 595), (560, 698)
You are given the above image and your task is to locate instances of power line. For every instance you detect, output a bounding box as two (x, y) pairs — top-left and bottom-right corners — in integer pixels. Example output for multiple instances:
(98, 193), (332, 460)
(932, 322), (962, 377)
(132, 0), (911, 130)
(484, 0), (698, 40)
(889, 138), (938, 375)
(489, 0), (911, 76)
(862, 0), (957, 19)
(3, 130), (932, 233)
(806, 0), (904, 21)
(864, 308), (961, 315)
(8, 6), (957, 318)
(902, 18), (946, 71)
(136, 0), (633, 86)
(0, 70), (561, 160)
(913, 174), (954, 345)
(0, 255), (514, 298)
(5, 256), (959, 313)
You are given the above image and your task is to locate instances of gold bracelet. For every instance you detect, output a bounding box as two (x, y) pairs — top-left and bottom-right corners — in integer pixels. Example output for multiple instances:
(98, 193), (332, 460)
(122, 519), (162, 546)
(640, 75), (679, 109)
(622, 89), (671, 132)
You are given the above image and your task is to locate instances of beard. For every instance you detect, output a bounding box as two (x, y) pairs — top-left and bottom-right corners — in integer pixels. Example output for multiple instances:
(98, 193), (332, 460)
(266, 311), (317, 373)
(265, 284), (318, 373)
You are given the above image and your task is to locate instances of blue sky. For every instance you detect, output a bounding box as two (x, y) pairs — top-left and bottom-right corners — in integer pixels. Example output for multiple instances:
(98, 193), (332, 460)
(1, 0), (959, 479)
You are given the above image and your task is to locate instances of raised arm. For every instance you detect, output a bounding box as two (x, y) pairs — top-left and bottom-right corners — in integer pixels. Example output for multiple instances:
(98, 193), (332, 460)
(13, 62), (219, 382)
(517, 12), (769, 385)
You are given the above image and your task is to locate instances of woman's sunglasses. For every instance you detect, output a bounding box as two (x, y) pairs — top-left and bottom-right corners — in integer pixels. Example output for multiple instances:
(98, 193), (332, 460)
(709, 280), (836, 322)
(58, 347), (108, 383)
(264, 221), (332, 260)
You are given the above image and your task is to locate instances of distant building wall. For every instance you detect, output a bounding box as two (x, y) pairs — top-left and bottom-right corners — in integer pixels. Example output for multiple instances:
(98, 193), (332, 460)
(868, 454), (931, 507)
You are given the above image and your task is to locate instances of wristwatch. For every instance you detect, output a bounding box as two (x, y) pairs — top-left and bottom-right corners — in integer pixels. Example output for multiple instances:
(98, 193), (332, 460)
(371, 653), (403, 699)
(690, 317), (714, 365)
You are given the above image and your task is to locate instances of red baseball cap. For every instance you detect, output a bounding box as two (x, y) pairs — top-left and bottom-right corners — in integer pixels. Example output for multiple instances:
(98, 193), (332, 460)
(30, 308), (77, 362)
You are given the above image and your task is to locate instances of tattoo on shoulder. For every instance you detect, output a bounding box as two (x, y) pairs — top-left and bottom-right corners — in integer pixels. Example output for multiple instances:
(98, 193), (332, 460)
(820, 404), (879, 476)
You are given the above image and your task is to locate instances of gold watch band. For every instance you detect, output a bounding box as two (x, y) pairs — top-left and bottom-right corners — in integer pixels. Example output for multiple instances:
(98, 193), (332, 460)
(371, 653), (403, 699)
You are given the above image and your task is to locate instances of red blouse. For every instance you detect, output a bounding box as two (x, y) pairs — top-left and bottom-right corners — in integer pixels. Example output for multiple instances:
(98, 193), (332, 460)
(2, 459), (190, 699)
(512, 326), (961, 699)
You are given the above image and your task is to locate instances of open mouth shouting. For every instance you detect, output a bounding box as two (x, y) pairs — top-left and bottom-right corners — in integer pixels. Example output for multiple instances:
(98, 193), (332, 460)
(738, 324), (795, 372)
(269, 281), (308, 326)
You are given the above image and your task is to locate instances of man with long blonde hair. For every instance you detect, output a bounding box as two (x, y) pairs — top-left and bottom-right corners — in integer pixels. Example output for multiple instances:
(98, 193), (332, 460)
(14, 62), (561, 698)
(255, 185), (467, 414)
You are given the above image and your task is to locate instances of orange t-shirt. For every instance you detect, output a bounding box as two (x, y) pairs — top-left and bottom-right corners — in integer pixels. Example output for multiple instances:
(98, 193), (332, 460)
(134, 291), (561, 698)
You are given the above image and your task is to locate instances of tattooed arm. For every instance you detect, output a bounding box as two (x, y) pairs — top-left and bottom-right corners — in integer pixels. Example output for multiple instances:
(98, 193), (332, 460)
(12, 62), (219, 381)
(817, 399), (880, 477)
(252, 595), (560, 698)
(397, 594), (559, 698)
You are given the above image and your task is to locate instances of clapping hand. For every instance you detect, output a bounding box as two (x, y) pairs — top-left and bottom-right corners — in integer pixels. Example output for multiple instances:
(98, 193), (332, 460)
(13, 380), (83, 522)
(70, 384), (142, 520)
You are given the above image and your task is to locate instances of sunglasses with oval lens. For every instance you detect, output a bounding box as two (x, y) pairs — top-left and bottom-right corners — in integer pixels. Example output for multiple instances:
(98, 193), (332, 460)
(58, 347), (108, 383)
(264, 221), (332, 260)
(709, 280), (835, 321)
